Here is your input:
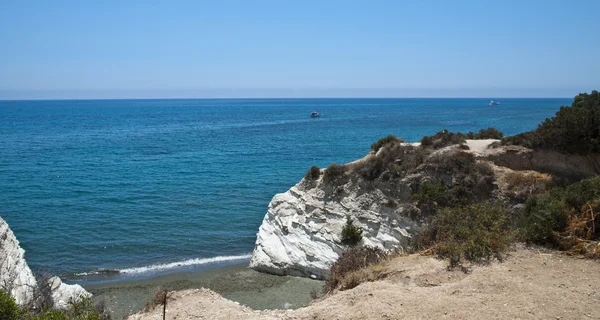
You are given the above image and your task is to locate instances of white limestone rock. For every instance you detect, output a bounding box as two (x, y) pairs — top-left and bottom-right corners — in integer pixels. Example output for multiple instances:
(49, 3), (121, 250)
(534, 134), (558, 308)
(0, 217), (38, 306)
(49, 276), (92, 309)
(249, 169), (416, 279)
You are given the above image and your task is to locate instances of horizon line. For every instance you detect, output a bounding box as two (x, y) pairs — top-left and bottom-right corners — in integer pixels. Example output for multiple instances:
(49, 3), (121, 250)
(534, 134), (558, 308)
(0, 96), (574, 102)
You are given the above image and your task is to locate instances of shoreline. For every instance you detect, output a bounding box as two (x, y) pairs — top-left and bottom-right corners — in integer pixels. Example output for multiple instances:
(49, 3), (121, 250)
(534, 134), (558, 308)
(85, 262), (324, 320)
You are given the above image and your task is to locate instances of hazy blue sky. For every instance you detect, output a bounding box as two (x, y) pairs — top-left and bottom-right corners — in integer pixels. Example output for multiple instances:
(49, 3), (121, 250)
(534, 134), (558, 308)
(1, 0), (599, 99)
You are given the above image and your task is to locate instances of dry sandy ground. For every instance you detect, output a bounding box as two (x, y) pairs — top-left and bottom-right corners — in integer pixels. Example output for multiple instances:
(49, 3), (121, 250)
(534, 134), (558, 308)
(128, 247), (600, 320)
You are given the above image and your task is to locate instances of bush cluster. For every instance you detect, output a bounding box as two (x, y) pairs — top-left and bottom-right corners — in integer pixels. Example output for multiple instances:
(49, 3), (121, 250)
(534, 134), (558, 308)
(353, 144), (429, 181)
(0, 291), (109, 320)
(323, 163), (347, 185)
(304, 165), (321, 180)
(502, 90), (600, 154)
(420, 130), (467, 149)
(518, 176), (600, 249)
(465, 128), (504, 139)
(370, 135), (403, 153)
(424, 203), (511, 268)
(323, 246), (387, 294)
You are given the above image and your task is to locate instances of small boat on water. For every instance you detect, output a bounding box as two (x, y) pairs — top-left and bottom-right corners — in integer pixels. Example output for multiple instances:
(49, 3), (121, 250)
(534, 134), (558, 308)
(310, 111), (321, 118)
(489, 100), (500, 106)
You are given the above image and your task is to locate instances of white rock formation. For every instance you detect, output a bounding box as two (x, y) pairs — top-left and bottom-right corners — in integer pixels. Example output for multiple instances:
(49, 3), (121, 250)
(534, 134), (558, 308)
(250, 168), (416, 279)
(49, 276), (92, 309)
(0, 217), (92, 308)
(0, 217), (38, 305)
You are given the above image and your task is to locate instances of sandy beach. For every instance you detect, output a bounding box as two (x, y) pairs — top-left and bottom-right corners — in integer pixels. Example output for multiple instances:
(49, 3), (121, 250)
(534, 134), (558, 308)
(85, 263), (323, 319)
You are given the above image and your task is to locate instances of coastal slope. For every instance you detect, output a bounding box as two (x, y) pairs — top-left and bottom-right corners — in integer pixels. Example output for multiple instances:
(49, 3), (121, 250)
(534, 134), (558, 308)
(129, 246), (600, 320)
(249, 140), (500, 278)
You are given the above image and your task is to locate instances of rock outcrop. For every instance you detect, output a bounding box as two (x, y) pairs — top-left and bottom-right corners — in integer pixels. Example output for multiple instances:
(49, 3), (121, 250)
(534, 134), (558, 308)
(249, 180), (415, 279)
(0, 217), (92, 308)
(48, 276), (91, 309)
(250, 141), (499, 279)
(0, 217), (38, 305)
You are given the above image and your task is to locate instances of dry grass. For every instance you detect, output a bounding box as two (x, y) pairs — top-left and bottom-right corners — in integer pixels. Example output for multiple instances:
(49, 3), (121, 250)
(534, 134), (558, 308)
(557, 200), (600, 258)
(144, 288), (169, 312)
(323, 247), (389, 294)
(503, 170), (551, 201)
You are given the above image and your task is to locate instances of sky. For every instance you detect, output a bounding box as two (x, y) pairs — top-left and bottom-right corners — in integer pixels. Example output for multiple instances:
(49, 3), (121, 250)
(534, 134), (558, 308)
(0, 0), (599, 99)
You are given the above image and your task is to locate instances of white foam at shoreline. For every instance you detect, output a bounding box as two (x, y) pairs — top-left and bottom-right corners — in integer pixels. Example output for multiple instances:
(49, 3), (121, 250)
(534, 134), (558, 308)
(118, 254), (252, 274)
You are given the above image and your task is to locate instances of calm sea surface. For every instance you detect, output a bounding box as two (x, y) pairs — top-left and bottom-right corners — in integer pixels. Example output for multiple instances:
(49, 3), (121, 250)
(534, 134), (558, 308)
(0, 98), (570, 282)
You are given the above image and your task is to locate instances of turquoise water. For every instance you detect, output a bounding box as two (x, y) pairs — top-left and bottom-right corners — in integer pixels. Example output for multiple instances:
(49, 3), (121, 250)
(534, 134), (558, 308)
(0, 98), (569, 282)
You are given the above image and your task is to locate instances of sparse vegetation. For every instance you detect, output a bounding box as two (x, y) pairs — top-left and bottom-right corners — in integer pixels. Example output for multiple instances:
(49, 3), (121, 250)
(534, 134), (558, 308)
(370, 135), (403, 153)
(465, 128), (504, 140)
(323, 246), (387, 294)
(304, 165), (321, 180)
(0, 291), (109, 320)
(353, 144), (430, 181)
(323, 163), (347, 185)
(340, 217), (363, 246)
(420, 130), (466, 149)
(425, 203), (512, 268)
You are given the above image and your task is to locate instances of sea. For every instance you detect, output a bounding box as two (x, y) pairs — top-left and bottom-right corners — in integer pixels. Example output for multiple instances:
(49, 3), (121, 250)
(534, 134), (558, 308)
(0, 98), (570, 284)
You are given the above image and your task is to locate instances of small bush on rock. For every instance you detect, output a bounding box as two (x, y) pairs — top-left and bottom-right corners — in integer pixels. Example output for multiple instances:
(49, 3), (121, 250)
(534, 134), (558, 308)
(323, 246), (387, 294)
(420, 130), (467, 150)
(304, 165), (321, 180)
(371, 135), (403, 152)
(341, 217), (362, 246)
(323, 163), (347, 185)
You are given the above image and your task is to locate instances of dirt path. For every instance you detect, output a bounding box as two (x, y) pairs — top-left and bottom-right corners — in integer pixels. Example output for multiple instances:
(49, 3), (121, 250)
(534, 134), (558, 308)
(128, 247), (600, 320)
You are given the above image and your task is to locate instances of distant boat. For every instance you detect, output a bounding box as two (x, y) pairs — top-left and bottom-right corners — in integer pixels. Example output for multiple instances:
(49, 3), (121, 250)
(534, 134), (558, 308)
(310, 111), (321, 118)
(489, 100), (500, 106)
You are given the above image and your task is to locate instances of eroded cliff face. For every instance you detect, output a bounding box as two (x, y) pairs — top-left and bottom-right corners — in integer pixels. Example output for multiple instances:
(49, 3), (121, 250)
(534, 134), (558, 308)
(483, 145), (600, 181)
(0, 217), (38, 305)
(249, 179), (415, 279)
(250, 142), (498, 279)
(0, 217), (91, 308)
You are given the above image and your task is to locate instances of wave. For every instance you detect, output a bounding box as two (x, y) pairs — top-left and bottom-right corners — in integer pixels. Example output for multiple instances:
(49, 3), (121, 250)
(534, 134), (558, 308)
(74, 253), (252, 276)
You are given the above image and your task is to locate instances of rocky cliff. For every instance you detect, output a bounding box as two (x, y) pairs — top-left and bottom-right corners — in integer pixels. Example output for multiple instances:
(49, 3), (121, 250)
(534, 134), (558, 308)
(0, 218), (38, 305)
(0, 217), (91, 308)
(250, 141), (498, 278)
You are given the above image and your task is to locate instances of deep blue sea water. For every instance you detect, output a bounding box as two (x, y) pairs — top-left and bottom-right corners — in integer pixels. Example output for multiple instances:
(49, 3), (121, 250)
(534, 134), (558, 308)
(0, 98), (570, 282)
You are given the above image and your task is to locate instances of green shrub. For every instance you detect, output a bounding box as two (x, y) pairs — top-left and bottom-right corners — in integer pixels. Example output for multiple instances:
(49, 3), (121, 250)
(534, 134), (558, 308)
(466, 128), (504, 139)
(0, 292), (107, 320)
(518, 176), (600, 245)
(0, 291), (26, 320)
(420, 135), (434, 147)
(412, 183), (451, 208)
(502, 90), (600, 154)
(341, 217), (363, 246)
(420, 130), (467, 150)
(304, 165), (321, 180)
(428, 203), (511, 268)
(371, 135), (403, 152)
(323, 246), (387, 293)
(323, 163), (347, 185)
